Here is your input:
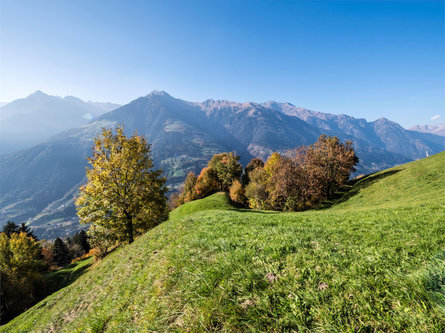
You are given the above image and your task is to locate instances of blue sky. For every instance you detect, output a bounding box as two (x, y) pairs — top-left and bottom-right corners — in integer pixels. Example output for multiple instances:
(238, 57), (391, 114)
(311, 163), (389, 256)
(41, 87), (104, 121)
(0, 0), (443, 128)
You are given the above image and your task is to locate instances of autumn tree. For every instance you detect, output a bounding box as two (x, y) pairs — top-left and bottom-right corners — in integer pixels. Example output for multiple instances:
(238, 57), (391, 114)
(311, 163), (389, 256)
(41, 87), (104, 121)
(180, 171), (198, 203)
(266, 156), (311, 211)
(0, 232), (45, 323)
(87, 224), (115, 259)
(245, 167), (269, 209)
(265, 155), (297, 210)
(168, 191), (182, 210)
(75, 126), (168, 247)
(242, 158), (264, 185)
(208, 152), (243, 190)
(194, 166), (219, 199)
(229, 180), (246, 206)
(295, 135), (358, 200)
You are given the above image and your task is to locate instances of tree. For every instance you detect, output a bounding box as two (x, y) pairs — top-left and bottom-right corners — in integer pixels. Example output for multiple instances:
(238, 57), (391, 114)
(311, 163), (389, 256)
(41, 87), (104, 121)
(87, 224), (115, 259)
(264, 152), (283, 179)
(2, 221), (38, 240)
(72, 230), (90, 253)
(40, 244), (55, 268)
(194, 167), (219, 199)
(229, 180), (246, 206)
(52, 237), (70, 267)
(2, 221), (19, 237)
(245, 167), (269, 209)
(242, 158), (264, 185)
(265, 155), (297, 210)
(18, 223), (38, 241)
(75, 126), (168, 245)
(68, 230), (91, 259)
(208, 152), (243, 190)
(266, 156), (310, 211)
(168, 191), (182, 210)
(0, 232), (44, 323)
(295, 135), (359, 200)
(181, 172), (198, 203)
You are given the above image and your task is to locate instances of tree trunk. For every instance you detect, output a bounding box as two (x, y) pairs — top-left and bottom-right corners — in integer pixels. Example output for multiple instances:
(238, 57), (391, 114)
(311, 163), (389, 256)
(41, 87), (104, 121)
(126, 213), (134, 244)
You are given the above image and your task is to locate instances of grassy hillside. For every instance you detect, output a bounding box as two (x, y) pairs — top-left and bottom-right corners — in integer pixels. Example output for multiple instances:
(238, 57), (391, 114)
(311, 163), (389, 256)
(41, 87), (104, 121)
(2, 152), (444, 332)
(43, 257), (93, 294)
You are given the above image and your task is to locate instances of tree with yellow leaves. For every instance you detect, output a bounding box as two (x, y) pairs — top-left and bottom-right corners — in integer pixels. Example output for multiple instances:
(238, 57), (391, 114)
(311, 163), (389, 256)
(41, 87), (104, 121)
(0, 232), (44, 323)
(75, 126), (168, 248)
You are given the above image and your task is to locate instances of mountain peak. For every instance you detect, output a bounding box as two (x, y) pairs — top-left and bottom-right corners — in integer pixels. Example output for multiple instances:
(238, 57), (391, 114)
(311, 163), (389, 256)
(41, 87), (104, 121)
(146, 90), (171, 97)
(28, 90), (49, 98)
(373, 117), (400, 126)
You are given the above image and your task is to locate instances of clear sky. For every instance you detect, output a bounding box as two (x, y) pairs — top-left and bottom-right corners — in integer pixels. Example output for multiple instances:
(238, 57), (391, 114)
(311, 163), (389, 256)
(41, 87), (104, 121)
(0, 0), (443, 128)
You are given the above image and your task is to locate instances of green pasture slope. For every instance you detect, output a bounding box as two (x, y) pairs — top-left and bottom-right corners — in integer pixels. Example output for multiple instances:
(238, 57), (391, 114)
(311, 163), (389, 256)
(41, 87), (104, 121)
(2, 152), (444, 332)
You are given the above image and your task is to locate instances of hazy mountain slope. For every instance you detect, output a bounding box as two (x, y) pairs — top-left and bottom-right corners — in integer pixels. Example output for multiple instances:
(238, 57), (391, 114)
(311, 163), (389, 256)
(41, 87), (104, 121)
(87, 101), (121, 112)
(0, 91), (119, 154)
(0, 91), (443, 238)
(3, 153), (444, 332)
(410, 123), (445, 137)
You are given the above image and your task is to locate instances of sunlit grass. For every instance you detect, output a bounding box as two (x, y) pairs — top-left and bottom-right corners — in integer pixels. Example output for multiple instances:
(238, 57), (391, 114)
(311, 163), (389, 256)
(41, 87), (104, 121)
(2, 152), (444, 332)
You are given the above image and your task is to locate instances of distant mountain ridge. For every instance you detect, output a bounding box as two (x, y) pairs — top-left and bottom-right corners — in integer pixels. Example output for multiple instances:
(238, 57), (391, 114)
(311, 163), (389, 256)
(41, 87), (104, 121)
(267, 102), (443, 160)
(0, 91), (120, 154)
(0, 91), (443, 238)
(409, 123), (445, 137)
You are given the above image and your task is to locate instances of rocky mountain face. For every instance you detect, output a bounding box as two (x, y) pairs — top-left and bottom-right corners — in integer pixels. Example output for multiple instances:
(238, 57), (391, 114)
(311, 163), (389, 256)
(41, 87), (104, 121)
(0, 91), (443, 238)
(409, 123), (445, 137)
(0, 91), (120, 154)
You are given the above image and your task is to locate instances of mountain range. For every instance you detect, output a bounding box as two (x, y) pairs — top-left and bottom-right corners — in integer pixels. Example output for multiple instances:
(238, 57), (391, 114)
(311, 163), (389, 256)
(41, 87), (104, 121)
(0, 90), (443, 238)
(409, 123), (445, 137)
(0, 91), (120, 154)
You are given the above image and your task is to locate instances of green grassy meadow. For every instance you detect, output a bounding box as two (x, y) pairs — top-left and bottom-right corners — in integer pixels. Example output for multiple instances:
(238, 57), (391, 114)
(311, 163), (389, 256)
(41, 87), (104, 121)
(2, 152), (444, 332)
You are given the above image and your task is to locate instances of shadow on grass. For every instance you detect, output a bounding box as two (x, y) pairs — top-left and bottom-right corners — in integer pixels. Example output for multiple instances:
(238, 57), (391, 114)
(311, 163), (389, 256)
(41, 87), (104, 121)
(44, 258), (92, 294)
(6, 258), (94, 322)
(228, 208), (280, 215)
(317, 169), (402, 210)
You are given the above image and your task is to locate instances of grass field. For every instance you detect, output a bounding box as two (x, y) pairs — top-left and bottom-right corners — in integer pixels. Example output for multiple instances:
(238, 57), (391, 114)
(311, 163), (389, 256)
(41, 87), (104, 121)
(2, 152), (444, 332)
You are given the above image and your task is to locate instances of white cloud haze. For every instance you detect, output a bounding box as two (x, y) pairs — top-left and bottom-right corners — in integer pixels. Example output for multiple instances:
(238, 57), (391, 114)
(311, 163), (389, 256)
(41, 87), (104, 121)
(430, 114), (440, 121)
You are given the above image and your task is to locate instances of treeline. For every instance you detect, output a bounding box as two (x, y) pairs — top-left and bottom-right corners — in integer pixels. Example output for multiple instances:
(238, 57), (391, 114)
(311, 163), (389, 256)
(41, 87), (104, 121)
(0, 221), (90, 324)
(172, 135), (358, 211)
